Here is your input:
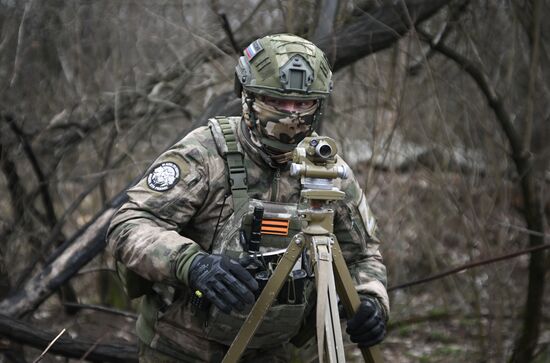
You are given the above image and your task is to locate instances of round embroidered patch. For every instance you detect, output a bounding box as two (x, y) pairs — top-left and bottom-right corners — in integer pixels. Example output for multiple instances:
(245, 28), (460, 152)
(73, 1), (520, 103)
(147, 162), (180, 191)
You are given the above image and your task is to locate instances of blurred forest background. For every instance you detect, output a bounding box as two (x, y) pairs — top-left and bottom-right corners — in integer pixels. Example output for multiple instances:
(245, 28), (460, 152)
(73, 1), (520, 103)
(0, 0), (549, 362)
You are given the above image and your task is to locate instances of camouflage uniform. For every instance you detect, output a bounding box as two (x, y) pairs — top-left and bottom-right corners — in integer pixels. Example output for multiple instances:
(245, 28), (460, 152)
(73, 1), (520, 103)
(108, 34), (388, 362)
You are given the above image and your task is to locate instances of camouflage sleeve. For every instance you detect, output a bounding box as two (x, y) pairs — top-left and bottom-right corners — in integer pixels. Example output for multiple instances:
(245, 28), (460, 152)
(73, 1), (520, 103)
(333, 164), (390, 320)
(107, 139), (209, 286)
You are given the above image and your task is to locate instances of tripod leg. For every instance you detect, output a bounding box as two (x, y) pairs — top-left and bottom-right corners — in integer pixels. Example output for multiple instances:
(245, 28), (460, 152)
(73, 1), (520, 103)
(326, 266), (346, 362)
(313, 236), (345, 363)
(222, 234), (305, 363)
(331, 238), (385, 363)
(315, 241), (331, 363)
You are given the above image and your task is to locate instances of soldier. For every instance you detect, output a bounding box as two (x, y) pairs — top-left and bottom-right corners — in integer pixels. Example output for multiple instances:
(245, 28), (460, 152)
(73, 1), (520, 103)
(108, 33), (389, 362)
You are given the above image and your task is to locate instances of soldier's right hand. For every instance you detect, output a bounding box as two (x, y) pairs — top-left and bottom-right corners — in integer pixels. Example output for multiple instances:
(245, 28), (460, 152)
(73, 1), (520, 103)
(188, 254), (258, 314)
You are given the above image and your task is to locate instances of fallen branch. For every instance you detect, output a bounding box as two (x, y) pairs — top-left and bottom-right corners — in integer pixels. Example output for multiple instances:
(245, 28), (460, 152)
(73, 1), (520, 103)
(0, 193), (127, 318)
(0, 314), (137, 363)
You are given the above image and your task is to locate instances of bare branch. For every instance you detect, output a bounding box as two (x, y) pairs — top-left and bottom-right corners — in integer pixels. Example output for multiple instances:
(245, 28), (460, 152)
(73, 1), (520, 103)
(408, 0), (471, 75)
(0, 140), (27, 222)
(388, 242), (550, 292)
(418, 28), (547, 362)
(417, 29), (525, 161)
(3, 113), (58, 229)
(217, 13), (240, 54)
(318, 0), (452, 71)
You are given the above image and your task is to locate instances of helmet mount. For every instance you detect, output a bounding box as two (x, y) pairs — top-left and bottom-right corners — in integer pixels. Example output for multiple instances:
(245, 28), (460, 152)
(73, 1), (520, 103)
(279, 55), (314, 93)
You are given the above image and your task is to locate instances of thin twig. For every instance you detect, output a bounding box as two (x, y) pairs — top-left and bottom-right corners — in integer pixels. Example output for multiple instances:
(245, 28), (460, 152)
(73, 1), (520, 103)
(388, 242), (550, 291)
(62, 302), (137, 320)
(10, 0), (34, 87)
(495, 221), (549, 238)
(32, 328), (66, 363)
(78, 334), (106, 362)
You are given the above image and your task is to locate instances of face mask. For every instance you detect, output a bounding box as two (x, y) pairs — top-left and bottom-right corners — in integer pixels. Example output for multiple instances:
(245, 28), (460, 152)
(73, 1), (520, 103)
(252, 98), (318, 144)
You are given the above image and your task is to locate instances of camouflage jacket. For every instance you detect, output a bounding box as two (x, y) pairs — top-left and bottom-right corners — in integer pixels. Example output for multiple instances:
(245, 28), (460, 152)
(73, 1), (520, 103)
(107, 117), (388, 360)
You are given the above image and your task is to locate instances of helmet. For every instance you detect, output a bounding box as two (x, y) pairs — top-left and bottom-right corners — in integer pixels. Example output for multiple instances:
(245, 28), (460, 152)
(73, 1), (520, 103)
(235, 34), (333, 100)
(235, 34), (333, 158)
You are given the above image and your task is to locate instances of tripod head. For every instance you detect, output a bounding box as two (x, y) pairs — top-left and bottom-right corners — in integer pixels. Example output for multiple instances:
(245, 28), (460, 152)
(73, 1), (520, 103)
(289, 136), (349, 235)
(290, 136), (348, 202)
(290, 136), (348, 180)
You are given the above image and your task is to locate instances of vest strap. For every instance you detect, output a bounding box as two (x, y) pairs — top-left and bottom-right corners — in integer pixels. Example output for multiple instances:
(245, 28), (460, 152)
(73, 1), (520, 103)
(213, 117), (249, 212)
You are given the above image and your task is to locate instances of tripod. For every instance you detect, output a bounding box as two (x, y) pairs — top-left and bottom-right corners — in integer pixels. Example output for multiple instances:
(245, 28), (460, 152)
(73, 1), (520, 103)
(222, 137), (384, 363)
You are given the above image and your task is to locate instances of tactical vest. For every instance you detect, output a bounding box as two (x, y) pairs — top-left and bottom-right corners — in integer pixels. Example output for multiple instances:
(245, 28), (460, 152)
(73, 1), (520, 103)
(204, 117), (314, 348)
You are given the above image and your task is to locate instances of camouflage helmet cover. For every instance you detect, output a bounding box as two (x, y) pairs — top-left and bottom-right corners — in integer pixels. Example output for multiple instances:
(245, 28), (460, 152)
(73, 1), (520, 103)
(235, 34), (333, 100)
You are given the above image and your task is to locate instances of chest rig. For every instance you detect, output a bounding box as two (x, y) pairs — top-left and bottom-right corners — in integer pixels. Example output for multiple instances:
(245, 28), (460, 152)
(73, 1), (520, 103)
(207, 117), (313, 348)
(208, 117), (303, 256)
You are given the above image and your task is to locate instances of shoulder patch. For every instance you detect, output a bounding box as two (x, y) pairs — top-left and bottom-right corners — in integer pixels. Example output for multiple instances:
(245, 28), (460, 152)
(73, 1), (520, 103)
(147, 162), (180, 191)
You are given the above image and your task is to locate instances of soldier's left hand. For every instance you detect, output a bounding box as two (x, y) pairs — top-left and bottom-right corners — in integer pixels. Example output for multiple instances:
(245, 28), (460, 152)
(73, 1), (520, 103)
(346, 297), (386, 348)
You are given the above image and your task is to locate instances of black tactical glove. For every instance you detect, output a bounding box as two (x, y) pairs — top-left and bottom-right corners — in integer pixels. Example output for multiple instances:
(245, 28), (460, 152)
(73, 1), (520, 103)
(188, 254), (258, 314)
(346, 297), (386, 348)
